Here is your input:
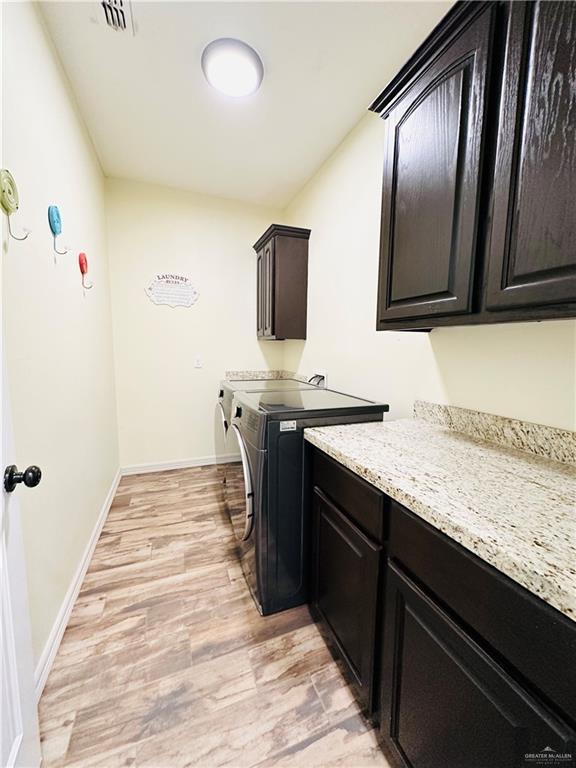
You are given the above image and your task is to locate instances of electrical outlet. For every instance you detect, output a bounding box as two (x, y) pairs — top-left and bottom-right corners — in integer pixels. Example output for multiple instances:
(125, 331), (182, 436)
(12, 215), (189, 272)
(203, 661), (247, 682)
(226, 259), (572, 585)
(194, 355), (203, 369)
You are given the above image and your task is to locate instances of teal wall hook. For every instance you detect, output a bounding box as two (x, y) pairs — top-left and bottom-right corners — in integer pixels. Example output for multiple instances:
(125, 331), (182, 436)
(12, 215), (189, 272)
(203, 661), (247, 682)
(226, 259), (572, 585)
(48, 205), (68, 255)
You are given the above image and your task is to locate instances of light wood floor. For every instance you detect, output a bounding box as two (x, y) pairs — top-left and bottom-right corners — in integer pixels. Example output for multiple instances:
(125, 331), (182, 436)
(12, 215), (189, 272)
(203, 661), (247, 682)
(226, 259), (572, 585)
(39, 466), (390, 768)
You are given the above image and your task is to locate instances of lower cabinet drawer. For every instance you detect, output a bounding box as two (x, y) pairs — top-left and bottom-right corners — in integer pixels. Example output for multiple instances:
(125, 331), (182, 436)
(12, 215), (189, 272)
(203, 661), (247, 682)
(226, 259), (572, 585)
(311, 487), (382, 713)
(380, 562), (576, 768)
(389, 500), (576, 721)
(313, 448), (387, 543)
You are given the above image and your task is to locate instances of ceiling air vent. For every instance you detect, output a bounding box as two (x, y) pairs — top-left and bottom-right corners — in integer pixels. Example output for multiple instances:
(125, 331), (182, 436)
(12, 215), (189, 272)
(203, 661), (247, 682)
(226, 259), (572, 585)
(100, 0), (135, 34)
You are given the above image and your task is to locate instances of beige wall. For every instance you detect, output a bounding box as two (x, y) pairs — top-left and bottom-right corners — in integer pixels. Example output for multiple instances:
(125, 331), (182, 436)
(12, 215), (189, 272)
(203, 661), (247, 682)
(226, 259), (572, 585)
(283, 114), (576, 431)
(107, 113), (576, 475)
(2, 4), (119, 662)
(106, 178), (283, 468)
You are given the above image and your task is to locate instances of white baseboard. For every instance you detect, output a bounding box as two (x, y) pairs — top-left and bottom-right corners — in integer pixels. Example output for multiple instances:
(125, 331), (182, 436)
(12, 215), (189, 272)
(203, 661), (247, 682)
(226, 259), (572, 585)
(34, 468), (121, 701)
(120, 453), (238, 476)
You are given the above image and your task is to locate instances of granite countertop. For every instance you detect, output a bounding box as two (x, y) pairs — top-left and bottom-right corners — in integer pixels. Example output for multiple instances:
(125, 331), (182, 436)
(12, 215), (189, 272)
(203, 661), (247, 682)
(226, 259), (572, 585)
(304, 415), (576, 621)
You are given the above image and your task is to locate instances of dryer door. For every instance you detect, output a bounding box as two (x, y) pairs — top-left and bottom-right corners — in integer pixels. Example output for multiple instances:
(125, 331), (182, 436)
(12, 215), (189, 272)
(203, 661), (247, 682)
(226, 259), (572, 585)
(224, 424), (254, 541)
(216, 401), (227, 434)
(214, 400), (229, 485)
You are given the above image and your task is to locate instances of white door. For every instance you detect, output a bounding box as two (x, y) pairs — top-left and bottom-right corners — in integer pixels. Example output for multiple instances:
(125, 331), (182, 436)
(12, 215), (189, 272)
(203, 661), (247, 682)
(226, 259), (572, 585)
(1, 352), (42, 768)
(1, 6), (41, 759)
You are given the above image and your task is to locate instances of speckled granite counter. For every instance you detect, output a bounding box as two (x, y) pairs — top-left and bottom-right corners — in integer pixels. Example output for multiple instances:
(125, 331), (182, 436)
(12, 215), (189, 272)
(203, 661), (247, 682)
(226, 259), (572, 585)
(304, 417), (576, 621)
(224, 369), (308, 383)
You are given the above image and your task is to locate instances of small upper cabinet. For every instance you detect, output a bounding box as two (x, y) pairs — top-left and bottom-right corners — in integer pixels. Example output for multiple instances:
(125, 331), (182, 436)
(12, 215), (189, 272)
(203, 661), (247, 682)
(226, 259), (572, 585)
(253, 224), (310, 340)
(375, 4), (494, 326)
(485, 1), (576, 311)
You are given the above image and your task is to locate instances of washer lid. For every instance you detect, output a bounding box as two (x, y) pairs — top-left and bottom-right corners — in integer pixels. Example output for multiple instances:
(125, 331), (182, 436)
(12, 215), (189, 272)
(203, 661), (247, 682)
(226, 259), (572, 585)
(239, 389), (379, 413)
(223, 379), (318, 393)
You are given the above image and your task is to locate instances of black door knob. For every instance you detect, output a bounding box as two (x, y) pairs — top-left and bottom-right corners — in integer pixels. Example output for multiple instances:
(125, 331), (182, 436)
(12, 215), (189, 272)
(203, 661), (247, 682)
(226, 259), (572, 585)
(4, 465), (42, 493)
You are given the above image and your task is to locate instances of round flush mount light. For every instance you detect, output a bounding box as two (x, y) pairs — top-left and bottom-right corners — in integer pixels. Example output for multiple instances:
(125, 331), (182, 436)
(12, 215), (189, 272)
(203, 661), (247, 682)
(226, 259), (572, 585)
(201, 38), (264, 98)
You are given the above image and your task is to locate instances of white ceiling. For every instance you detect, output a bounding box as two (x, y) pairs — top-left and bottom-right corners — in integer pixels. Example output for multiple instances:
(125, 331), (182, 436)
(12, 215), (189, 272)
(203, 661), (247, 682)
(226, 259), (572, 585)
(41, 1), (452, 208)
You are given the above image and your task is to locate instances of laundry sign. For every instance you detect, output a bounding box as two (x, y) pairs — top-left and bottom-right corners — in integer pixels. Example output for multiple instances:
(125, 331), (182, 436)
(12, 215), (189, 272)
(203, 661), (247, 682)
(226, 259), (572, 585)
(145, 273), (199, 308)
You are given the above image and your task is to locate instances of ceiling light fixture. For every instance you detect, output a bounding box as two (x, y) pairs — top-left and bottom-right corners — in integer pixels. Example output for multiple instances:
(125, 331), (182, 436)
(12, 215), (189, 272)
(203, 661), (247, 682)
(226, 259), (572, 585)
(201, 38), (264, 98)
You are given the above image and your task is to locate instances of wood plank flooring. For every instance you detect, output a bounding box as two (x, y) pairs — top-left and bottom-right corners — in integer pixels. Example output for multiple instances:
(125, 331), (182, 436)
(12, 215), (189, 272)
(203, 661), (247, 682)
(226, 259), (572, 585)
(39, 466), (389, 768)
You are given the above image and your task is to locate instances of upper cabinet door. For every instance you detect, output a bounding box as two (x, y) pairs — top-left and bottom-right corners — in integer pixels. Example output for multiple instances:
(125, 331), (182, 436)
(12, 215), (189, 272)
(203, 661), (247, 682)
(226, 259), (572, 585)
(256, 248), (264, 337)
(263, 239), (275, 337)
(376, 6), (493, 325)
(486, 1), (576, 310)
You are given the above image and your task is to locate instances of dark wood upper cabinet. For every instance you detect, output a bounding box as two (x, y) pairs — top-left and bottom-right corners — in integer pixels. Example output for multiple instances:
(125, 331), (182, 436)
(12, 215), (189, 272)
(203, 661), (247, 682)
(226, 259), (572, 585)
(485, 1), (576, 310)
(253, 224), (310, 340)
(376, 3), (494, 324)
(371, 0), (576, 330)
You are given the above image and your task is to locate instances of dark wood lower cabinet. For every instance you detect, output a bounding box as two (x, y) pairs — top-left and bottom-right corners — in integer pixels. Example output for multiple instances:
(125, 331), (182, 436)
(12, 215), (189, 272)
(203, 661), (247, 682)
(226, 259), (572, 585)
(380, 562), (576, 768)
(311, 487), (382, 713)
(388, 500), (576, 720)
(308, 448), (576, 767)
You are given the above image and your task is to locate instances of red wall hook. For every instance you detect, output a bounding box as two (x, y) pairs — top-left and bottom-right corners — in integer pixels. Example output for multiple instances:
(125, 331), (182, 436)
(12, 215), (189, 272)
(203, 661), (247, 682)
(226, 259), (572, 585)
(79, 252), (93, 290)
